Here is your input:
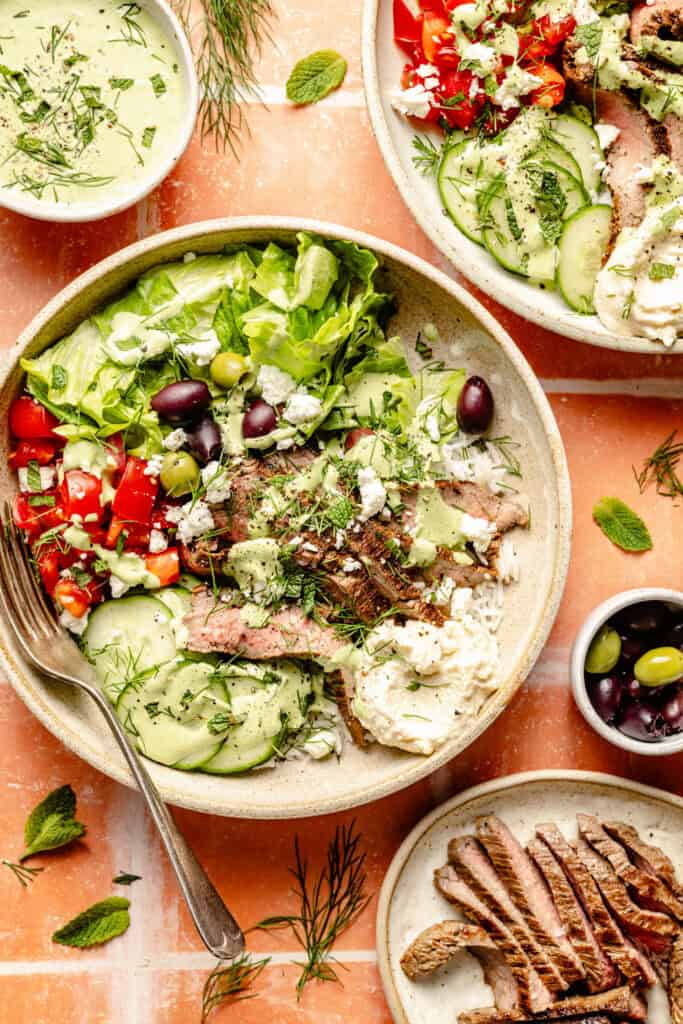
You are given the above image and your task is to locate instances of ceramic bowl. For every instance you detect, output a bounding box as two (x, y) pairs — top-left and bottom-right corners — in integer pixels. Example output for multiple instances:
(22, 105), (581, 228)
(0, 217), (571, 817)
(571, 587), (683, 756)
(0, 0), (198, 224)
(361, 0), (683, 355)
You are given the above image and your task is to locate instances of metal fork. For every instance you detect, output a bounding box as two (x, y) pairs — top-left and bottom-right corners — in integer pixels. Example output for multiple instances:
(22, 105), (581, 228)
(0, 503), (243, 960)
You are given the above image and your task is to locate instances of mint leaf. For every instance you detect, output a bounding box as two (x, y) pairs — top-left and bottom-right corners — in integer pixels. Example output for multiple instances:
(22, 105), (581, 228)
(575, 22), (603, 63)
(286, 50), (347, 106)
(52, 897), (130, 948)
(21, 783), (86, 861)
(113, 872), (141, 886)
(593, 497), (653, 552)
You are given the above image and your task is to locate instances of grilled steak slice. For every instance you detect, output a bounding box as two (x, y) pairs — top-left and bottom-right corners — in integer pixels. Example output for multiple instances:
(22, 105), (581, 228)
(178, 508), (232, 576)
(184, 589), (345, 661)
(400, 919), (519, 1009)
(449, 837), (569, 995)
(603, 820), (683, 898)
(327, 669), (369, 748)
(536, 824), (653, 987)
(664, 113), (683, 171)
(670, 932), (683, 1024)
(475, 816), (584, 986)
(578, 813), (683, 920)
(630, 0), (683, 48)
(527, 838), (619, 993)
(576, 838), (676, 959)
(434, 864), (554, 1012)
(457, 985), (647, 1024)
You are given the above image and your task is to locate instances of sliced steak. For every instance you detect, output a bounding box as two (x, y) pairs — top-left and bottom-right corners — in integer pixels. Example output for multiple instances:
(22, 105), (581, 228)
(436, 481), (529, 533)
(536, 824), (653, 987)
(576, 838), (677, 960)
(400, 919), (519, 1010)
(578, 813), (683, 920)
(449, 836), (569, 996)
(670, 932), (683, 1024)
(603, 820), (683, 898)
(327, 669), (369, 748)
(457, 986), (646, 1024)
(527, 837), (619, 992)
(475, 816), (584, 986)
(184, 589), (344, 661)
(630, 0), (683, 47)
(178, 508), (232, 576)
(664, 113), (683, 171)
(434, 864), (554, 1012)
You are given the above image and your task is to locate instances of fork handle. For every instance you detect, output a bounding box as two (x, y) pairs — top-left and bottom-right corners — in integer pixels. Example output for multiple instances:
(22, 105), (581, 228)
(88, 684), (244, 960)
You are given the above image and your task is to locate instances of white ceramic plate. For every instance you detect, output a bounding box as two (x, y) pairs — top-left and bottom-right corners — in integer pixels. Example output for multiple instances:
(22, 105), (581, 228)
(377, 769), (681, 1024)
(361, 0), (683, 356)
(0, 218), (571, 818)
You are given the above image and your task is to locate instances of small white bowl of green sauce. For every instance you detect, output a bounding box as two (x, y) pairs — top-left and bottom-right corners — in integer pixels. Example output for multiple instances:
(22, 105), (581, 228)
(0, 0), (198, 222)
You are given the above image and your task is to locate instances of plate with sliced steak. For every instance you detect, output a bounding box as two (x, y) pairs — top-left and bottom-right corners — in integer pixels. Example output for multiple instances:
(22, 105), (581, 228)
(377, 770), (683, 1024)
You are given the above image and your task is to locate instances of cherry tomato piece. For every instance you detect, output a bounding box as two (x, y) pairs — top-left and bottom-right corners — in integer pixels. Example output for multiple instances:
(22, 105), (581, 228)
(105, 515), (151, 552)
(36, 547), (60, 595)
(345, 427), (375, 451)
(528, 63), (565, 108)
(422, 13), (451, 62)
(9, 396), (59, 439)
(54, 578), (92, 618)
(145, 547), (180, 587)
(112, 457), (159, 525)
(9, 440), (57, 468)
(61, 470), (103, 523)
(13, 492), (66, 538)
(394, 0), (424, 56)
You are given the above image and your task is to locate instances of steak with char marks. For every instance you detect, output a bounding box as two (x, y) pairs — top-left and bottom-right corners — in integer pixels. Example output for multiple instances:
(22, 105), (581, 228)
(630, 0), (683, 48)
(603, 820), (683, 898)
(669, 932), (683, 1024)
(457, 986), (647, 1024)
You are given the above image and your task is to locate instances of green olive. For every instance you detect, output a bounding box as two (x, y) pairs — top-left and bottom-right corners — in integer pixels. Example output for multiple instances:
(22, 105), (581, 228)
(634, 646), (683, 687)
(210, 351), (248, 389)
(160, 451), (200, 497)
(585, 625), (621, 675)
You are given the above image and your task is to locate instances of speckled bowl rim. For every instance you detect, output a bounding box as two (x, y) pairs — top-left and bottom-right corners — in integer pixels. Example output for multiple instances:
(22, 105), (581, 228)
(376, 769), (683, 1024)
(0, 217), (571, 818)
(0, 0), (199, 224)
(571, 588), (683, 756)
(360, 0), (683, 356)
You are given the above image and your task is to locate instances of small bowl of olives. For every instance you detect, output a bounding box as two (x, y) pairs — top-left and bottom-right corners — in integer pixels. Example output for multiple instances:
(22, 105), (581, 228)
(571, 589), (683, 755)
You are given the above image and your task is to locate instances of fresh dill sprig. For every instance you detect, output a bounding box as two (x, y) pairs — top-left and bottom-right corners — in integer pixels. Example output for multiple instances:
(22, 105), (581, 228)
(634, 431), (683, 500)
(2, 859), (44, 887)
(171, 0), (274, 153)
(411, 134), (440, 176)
(252, 821), (370, 999)
(201, 953), (270, 1022)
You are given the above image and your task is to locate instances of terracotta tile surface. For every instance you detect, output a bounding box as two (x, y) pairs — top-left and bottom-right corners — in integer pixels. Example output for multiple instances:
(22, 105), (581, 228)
(0, 0), (682, 1020)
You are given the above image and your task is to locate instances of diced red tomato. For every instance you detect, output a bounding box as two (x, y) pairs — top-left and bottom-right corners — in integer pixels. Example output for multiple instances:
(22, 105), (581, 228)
(112, 457), (158, 525)
(13, 491), (66, 538)
(394, 0), (423, 56)
(104, 433), (126, 477)
(36, 547), (60, 595)
(528, 63), (565, 108)
(438, 68), (480, 130)
(422, 13), (451, 62)
(105, 515), (150, 552)
(345, 427), (375, 451)
(61, 470), (103, 524)
(54, 578), (92, 618)
(9, 440), (57, 468)
(145, 548), (180, 587)
(518, 14), (575, 64)
(9, 397), (59, 440)
(536, 13), (576, 47)
(445, 0), (472, 9)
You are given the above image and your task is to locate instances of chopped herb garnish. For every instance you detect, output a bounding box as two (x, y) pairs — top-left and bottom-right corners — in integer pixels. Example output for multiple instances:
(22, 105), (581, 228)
(113, 872), (142, 885)
(150, 72), (166, 96)
(27, 494), (55, 507)
(634, 431), (683, 499)
(648, 262), (676, 281)
(110, 77), (134, 91)
(141, 125), (156, 148)
(26, 459), (42, 492)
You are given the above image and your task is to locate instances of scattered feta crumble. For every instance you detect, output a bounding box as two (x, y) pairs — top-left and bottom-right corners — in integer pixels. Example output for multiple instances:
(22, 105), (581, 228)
(493, 65), (543, 110)
(166, 500), (215, 545)
(109, 576), (130, 599)
(176, 331), (221, 367)
(594, 122), (620, 152)
(18, 466), (55, 492)
(357, 466), (387, 522)
(460, 512), (497, 557)
(342, 558), (362, 573)
(257, 364), (297, 406)
(390, 83), (433, 120)
(183, 251), (197, 263)
(162, 428), (189, 451)
(201, 461), (231, 504)
(276, 437), (295, 450)
(149, 529), (168, 554)
(144, 454), (164, 477)
(284, 391), (323, 426)
(460, 42), (497, 74)
(59, 608), (90, 636)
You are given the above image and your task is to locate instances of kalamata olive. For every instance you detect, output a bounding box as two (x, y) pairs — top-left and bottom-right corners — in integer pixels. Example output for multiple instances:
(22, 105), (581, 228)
(618, 635), (644, 666)
(662, 619), (683, 651)
(242, 399), (277, 439)
(151, 380), (211, 424)
(634, 646), (683, 687)
(210, 351), (248, 389)
(616, 600), (670, 636)
(188, 416), (222, 465)
(457, 376), (494, 434)
(624, 677), (646, 701)
(662, 691), (683, 728)
(617, 701), (663, 742)
(345, 427), (374, 451)
(587, 675), (621, 724)
(585, 625), (621, 675)
(160, 452), (200, 496)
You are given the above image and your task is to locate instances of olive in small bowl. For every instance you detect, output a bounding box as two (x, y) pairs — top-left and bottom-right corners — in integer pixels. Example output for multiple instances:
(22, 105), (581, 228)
(571, 589), (683, 756)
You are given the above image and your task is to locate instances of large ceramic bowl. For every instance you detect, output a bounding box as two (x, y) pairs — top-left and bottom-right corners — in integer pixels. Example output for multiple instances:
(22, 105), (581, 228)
(361, 0), (683, 356)
(0, 218), (571, 818)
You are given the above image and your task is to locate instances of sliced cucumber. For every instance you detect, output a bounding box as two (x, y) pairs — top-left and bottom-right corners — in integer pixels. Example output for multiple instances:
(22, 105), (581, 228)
(157, 586), (192, 620)
(480, 176), (556, 281)
(550, 114), (603, 196)
(557, 204), (613, 314)
(178, 572), (202, 591)
(438, 139), (489, 245)
(527, 160), (589, 218)
(529, 140), (583, 188)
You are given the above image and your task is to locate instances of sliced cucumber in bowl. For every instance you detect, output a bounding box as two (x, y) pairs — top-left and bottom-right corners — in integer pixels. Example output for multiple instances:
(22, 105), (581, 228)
(557, 204), (613, 314)
(438, 139), (490, 245)
(550, 114), (603, 196)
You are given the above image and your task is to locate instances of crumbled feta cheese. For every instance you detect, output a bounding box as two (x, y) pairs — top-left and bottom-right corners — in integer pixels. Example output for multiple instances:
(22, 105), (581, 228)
(162, 428), (189, 451)
(633, 162), (653, 184)
(284, 391), (323, 426)
(357, 466), (387, 522)
(425, 411), (441, 443)
(380, 507), (392, 521)
(469, 76), (481, 101)
(573, 0), (599, 24)
(176, 331), (221, 367)
(342, 558), (362, 573)
(460, 42), (497, 74)
(201, 461), (231, 504)
(84, 512), (98, 523)
(276, 437), (295, 450)
(257, 364), (297, 406)
(109, 576), (130, 599)
(335, 530), (346, 549)
(423, 75), (440, 90)
(595, 122), (620, 152)
(460, 512), (497, 556)
(149, 529), (168, 554)
(302, 541), (319, 554)
(183, 251), (197, 263)
(59, 608), (90, 636)
(144, 454), (164, 477)
(390, 83), (433, 120)
(415, 63), (439, 80)
(165, 500), (215, 545)
(18, 466), (55, 492)
(493, 65), (543, 110)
